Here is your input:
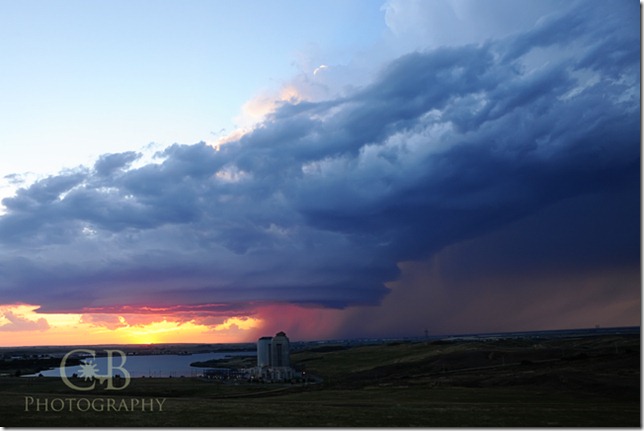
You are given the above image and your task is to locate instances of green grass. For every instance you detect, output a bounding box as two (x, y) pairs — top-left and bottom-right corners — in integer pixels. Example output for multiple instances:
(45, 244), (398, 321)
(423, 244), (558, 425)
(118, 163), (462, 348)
(0, 334), (639, 427)
(2, 379), (637, 427)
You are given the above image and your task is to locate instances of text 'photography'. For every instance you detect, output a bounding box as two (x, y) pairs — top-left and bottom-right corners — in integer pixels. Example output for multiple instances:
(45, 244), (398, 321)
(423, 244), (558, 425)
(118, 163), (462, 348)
(0, 0), (640, 427)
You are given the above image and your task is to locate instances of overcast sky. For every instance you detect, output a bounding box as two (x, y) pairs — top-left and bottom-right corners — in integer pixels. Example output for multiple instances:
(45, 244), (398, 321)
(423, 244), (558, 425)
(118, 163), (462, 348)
(0, 0), (639, 345)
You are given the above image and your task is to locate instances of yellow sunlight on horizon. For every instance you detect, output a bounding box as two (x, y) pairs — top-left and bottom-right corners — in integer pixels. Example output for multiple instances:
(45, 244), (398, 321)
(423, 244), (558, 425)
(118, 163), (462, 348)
(0, 304), (262, 347)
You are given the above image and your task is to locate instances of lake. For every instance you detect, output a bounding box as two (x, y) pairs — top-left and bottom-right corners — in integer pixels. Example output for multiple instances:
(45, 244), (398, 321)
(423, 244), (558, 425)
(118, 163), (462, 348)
(23, 351), (255, 378)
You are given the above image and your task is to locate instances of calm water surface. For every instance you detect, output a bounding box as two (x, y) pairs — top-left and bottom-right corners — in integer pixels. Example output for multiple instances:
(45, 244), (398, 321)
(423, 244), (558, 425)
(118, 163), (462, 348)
(24, 351), (254, 378)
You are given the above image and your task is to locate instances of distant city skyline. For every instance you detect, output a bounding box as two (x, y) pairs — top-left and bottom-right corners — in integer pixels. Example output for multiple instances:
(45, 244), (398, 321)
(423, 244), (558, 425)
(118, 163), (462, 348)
(0, 0), (639, 346)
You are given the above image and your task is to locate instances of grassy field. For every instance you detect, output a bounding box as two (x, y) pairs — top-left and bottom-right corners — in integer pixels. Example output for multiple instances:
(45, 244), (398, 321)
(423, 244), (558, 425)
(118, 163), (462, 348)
(0, 333), (639, 427)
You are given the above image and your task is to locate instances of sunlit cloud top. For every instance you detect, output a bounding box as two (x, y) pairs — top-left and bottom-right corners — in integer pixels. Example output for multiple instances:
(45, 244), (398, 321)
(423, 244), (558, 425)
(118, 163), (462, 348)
(0, 0), (639, 345)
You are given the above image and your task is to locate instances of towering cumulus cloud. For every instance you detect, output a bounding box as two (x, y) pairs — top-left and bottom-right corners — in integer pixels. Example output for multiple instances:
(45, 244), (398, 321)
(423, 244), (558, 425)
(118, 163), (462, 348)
(0, 1), (639, 337)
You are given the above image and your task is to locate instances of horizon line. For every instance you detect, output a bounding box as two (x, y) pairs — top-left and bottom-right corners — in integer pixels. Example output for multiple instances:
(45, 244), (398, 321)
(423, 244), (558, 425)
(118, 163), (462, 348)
(0, 325), (639, 349)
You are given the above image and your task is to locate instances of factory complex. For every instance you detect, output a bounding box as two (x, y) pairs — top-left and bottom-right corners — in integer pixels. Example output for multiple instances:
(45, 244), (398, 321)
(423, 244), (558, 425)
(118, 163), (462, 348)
(202, 331), (301, 382)
(248, 331), (299, 382)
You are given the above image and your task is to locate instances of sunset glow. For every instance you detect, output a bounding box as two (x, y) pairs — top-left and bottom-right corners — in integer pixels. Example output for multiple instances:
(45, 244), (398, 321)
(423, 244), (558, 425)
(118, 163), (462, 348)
(0, 304), (265, 346)
(0, 1), (639, 348)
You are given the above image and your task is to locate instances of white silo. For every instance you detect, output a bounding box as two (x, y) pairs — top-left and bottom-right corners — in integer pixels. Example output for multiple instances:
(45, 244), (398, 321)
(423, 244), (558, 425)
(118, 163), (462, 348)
(257, 336), (272, 367)
(271, 331), (290, 367)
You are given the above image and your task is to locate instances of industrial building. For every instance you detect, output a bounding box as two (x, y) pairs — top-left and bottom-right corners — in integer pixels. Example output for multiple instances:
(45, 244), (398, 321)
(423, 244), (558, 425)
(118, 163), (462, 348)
(257, 336), (272, 367)
(250, 331), (297, 382)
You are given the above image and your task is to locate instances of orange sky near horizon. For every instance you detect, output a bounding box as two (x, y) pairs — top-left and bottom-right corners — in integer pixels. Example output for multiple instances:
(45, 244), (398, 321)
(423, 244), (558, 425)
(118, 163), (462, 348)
(1, 258), (639, 348)
(0, 302), (350, 347)
(0, 304), (265, 347)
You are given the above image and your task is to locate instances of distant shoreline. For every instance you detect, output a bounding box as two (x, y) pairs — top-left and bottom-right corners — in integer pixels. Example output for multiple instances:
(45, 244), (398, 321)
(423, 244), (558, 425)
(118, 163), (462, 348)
(0, 325), (638, 352)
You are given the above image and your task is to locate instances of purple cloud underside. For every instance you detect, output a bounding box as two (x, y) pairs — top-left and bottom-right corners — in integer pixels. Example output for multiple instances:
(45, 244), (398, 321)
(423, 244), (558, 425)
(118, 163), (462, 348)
(0, 2), (638, 314)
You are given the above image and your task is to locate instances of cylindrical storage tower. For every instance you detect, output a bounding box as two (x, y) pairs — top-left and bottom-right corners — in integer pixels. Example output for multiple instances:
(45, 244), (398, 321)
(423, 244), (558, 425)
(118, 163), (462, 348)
(257, 336), (273, 367)
(271, 331), (290, 367)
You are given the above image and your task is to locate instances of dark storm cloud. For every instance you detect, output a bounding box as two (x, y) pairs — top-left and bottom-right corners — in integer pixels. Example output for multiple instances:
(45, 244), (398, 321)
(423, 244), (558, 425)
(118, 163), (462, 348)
(338, 190), (640, 338)
(0, 1), (638, 316)
(94, 151), (141, 177)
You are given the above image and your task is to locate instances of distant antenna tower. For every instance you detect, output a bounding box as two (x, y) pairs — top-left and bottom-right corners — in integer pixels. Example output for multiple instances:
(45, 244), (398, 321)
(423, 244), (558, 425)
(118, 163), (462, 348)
(424, 329), (429, 340)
